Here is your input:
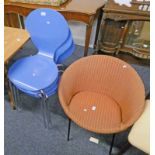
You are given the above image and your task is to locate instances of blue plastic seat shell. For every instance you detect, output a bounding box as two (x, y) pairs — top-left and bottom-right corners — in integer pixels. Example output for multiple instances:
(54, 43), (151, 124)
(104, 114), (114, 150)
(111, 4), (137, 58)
(25, 8), (70, 58)
(8, 55), (58, 92)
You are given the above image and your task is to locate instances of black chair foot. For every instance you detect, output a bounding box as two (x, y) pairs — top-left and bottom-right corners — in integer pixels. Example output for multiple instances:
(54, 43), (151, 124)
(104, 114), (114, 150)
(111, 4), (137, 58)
(12, 106), (16, 110)
(109, 134), (116, 155)
(67, 118), (71, 141)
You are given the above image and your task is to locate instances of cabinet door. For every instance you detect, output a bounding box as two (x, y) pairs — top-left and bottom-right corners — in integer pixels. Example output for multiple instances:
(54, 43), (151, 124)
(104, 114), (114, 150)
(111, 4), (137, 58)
(98, 19), (126, 53)
(4, 13), (21, 28)
(123, 21), (150, 59)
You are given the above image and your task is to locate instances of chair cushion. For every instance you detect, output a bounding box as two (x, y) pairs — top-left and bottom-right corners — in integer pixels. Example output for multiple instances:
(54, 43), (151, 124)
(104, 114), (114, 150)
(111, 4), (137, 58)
(67, 91), (123, 133)
(9, 0), (68, 6)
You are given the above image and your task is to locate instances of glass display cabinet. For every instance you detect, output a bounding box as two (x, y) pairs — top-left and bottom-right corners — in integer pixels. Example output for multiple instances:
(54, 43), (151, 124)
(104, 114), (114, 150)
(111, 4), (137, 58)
(97, 0), (150, 59)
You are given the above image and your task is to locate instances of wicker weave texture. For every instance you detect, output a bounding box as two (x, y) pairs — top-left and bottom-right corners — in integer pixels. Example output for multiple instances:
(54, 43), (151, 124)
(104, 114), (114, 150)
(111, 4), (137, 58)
(58, 55), (145, 134)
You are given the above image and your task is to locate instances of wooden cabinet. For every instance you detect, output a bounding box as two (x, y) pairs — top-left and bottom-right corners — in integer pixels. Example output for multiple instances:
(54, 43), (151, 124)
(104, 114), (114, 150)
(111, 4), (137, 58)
(97, 0), (150, 59)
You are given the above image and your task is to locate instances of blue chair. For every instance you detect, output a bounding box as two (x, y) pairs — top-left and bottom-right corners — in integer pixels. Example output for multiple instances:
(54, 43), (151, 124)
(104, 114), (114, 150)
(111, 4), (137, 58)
(54, 30), (75, 63)
(8, 8), (75, 128)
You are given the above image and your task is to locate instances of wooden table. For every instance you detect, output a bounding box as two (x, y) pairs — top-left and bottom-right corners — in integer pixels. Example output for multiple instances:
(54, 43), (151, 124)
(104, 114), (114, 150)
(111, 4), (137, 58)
(4, 26), (29, 108)
(4, 0), (106, 56)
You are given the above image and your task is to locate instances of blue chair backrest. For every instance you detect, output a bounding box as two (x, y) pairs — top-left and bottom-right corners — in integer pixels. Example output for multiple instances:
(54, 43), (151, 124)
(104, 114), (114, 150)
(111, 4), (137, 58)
(25, 8), (70, 59)
(54, 29), (72, 61)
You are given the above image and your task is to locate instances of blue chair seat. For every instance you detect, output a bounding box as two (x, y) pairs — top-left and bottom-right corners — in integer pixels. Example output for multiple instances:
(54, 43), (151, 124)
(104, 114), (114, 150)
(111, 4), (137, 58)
(16, 80), (58, 98)
(8, 55), (58, 92)
(15, 76), (59, 98)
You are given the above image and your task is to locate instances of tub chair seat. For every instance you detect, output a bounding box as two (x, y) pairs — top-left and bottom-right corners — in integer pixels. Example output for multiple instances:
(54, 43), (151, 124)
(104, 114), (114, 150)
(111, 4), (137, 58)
(67, 91), (123, 133)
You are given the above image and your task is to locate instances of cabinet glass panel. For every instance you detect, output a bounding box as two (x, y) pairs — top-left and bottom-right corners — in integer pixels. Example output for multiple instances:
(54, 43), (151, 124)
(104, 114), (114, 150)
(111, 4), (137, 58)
(124, 21), (150, 50)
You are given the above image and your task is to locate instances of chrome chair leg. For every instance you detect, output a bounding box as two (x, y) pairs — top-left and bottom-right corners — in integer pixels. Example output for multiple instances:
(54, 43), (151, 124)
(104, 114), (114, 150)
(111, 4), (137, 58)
(40, 93), (47, 128)
(46, 98), (52, 128)
(15, 88), (22, 111)
(12, 85), (18, 109)
(9, 81), (18, 109)
(16, 89), (21, 104)
(40, 90), (51, 129)
(57, 64), (66, 71)
(44, 96), (51, 129)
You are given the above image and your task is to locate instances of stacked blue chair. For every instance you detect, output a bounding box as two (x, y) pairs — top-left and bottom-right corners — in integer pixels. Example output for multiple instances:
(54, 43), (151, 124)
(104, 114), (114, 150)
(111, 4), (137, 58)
(8, 8), (75, 128)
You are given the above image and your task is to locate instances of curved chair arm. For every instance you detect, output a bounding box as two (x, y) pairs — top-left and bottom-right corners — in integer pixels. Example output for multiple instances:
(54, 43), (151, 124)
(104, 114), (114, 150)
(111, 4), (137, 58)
(58, 67), (78, 107)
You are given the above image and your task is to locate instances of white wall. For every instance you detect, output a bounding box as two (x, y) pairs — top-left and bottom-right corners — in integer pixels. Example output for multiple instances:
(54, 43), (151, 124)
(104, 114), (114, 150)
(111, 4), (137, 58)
(68, 20), (97, 48)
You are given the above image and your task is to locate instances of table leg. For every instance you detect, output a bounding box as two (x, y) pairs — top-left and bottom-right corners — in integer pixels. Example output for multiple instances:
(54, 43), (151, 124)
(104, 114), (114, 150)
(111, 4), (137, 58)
(19, 15), (25, 29)
(4, 65), (16, 109)
(94, 9), (103, 50)
(84, 24), (93, 56)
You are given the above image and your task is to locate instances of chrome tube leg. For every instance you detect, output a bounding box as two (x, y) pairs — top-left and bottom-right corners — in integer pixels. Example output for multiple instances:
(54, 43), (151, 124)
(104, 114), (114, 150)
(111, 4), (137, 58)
(15, 88), (22, 111)
(8, 81), (14, 99)
(109, 134), (116, 155)
(9, 81), (18, 109)
(12, 86), (18, 110)
(46, 98), (52, 129)
(40, 95), (47, 128)
(44, 97), (51, 129)
(40, 90), (51, 129)
(57, 64), (66, 71)
(67, 118), (71, 141)
(17, 89), (22, 110)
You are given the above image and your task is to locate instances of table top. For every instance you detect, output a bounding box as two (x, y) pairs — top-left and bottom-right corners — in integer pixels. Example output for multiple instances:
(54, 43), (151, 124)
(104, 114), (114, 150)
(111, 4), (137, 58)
(4, 27), (29, 63)
(5, 0), (106, 15)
